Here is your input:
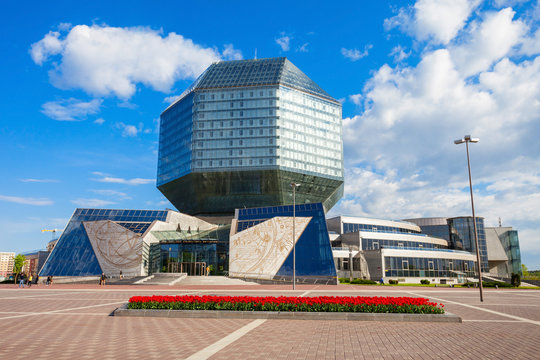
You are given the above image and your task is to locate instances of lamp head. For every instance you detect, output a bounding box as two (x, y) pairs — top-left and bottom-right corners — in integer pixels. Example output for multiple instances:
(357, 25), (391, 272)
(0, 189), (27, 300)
(464, 135), (480, 143)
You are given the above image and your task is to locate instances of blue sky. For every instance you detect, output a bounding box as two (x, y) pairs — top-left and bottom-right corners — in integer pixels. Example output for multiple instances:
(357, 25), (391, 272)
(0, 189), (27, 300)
(1, 0), (540, 269)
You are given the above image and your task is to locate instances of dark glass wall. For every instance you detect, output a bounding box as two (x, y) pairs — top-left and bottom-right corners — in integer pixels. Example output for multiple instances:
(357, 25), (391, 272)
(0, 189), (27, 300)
(448, 217), (489, 272)
(500, 230), (522, 275)
(158, 169), (343, 215)
(417, 224), (451, 241)
(157, 92), (194, 186)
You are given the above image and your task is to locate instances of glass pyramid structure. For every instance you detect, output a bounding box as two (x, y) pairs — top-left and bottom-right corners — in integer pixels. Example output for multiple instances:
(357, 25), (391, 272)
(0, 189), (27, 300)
(39, 209), (168, 276)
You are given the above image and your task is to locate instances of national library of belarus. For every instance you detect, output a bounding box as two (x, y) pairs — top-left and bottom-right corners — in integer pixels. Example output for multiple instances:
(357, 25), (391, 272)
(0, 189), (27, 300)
(38, 58), (522, 285)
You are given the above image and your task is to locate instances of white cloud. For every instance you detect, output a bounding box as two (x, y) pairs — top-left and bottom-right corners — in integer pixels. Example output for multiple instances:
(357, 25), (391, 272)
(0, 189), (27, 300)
(31, 25), (231, 99)
(0, 195), (53, 206)
(30, 31), (63, 65)
(389, 45), (410, 62)
(296, 43), (309, 53)
(116, 122), (141, 137)
(341, 45), (372, 61)
(385, 0), (479, 45)
(41, 98), (102, 121)
(57, 22), (72, 31)
(70, 198), (116, 207)
(450, 8), (526, 77)
(163, 95), (180, 104)
(349, 94), (362, 105)
(414, 0), (480, 44)
(222, 44), (243, 60)
(276, 34), (291, 51)
(20, 179), (59, 183)
(340, 3), (540, 262)
(94, 118), (105, 125)
(92, 172), (153, 185)
(90, 189), (132, 200)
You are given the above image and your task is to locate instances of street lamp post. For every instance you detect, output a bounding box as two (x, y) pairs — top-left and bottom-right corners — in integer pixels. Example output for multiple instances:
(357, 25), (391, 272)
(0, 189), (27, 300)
(454, 135), (484, 302)
(290, 182), (301, 290)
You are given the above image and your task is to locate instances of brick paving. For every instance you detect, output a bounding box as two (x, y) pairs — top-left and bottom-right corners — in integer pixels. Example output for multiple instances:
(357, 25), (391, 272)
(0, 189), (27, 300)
(0, 284), (538, 359)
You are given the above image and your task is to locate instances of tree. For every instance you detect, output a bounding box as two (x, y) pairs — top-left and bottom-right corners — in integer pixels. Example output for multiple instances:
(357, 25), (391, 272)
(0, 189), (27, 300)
(522, 264), (529, 277)
(12, 254), (25, 284)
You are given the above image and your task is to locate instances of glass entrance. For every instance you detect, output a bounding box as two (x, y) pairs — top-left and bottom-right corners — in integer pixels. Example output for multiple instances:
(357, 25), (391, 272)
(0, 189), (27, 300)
(159, 243), (216, 276)
(168, 261), (207, 275)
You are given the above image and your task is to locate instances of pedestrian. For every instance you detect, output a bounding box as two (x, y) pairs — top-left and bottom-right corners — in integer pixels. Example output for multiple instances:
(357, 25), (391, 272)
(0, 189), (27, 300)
(28, 274), (33, 287)
(206, 266), (210, 276)
(100, 273), (106, 286)
(46, 275), (51, 286)
(35, 274), (39, 285)
(119, 270), (123, 280)
(18, 273), (25, 288)
(50, 275), (53, 285)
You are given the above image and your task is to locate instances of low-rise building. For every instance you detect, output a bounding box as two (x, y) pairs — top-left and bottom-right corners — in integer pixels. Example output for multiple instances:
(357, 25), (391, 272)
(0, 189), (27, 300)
(0, 252), (15, 277)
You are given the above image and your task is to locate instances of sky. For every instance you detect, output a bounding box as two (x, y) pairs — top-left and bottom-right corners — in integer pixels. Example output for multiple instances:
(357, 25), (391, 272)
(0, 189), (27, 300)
(1, 0), (539, 269)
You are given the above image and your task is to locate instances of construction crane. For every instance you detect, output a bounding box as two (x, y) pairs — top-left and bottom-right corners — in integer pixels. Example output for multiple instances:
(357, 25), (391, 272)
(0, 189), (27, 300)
(41, 229), (61, 240)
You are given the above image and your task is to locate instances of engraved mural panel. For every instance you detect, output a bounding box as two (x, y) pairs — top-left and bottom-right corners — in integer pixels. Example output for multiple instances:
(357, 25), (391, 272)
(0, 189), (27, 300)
(229, 216), (311, 279)
(83, 221), (143, 276)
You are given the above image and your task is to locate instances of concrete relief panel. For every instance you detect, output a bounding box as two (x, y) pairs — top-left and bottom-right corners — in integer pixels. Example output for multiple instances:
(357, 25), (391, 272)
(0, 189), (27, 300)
(83, 221), (143, 276)
(229, 217), (311, 279)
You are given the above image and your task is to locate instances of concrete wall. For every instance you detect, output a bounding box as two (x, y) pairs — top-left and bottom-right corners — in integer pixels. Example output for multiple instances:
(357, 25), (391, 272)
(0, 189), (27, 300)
(363, 250), (383, 281)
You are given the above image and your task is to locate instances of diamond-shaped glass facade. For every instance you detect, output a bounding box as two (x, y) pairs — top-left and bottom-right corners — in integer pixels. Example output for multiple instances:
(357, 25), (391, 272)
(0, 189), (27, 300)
(158, 58), (343, 215)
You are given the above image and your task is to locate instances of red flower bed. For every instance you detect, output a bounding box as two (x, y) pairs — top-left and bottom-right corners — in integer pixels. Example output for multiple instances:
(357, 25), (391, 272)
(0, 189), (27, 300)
(128, 295), (444, 314)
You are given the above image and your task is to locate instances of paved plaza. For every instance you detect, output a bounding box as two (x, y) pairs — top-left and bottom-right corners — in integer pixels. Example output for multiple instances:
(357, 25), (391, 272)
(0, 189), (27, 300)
(0, 283), (539, 359)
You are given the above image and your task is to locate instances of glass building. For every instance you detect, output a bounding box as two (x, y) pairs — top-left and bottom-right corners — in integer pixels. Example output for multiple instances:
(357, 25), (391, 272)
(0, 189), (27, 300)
(157, 57), (344, 215)
(448, 217), (489, 272)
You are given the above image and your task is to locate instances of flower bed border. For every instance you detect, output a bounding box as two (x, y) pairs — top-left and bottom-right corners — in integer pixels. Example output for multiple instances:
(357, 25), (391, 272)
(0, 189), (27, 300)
(112, 304), (461, 323)
(127, 295), (445, 314)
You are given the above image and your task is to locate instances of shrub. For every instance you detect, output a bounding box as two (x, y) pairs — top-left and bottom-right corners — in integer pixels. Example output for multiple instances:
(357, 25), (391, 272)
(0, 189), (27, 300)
(388, 279), (399, 285)
(350, 279), (377, 285)
(511, 273), (521, 287)
(339, 278), (350, 284)
(482, 281), (512, 288)
(420, 279), (430, 285)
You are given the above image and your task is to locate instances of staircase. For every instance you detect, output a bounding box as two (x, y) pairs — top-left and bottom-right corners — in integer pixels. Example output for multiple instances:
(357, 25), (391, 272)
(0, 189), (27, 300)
(135, 273), (187, 286)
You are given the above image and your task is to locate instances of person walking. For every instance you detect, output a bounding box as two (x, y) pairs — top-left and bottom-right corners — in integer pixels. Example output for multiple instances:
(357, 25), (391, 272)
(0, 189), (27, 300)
(18, 273), (25, 288)
(28, 274), (33, 287)
(100, 273), (106, 286)
(46, 275), (51, 286)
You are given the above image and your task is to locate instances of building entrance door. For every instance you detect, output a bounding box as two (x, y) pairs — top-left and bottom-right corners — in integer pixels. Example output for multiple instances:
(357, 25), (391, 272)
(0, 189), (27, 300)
(167, 261), (207, 275)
